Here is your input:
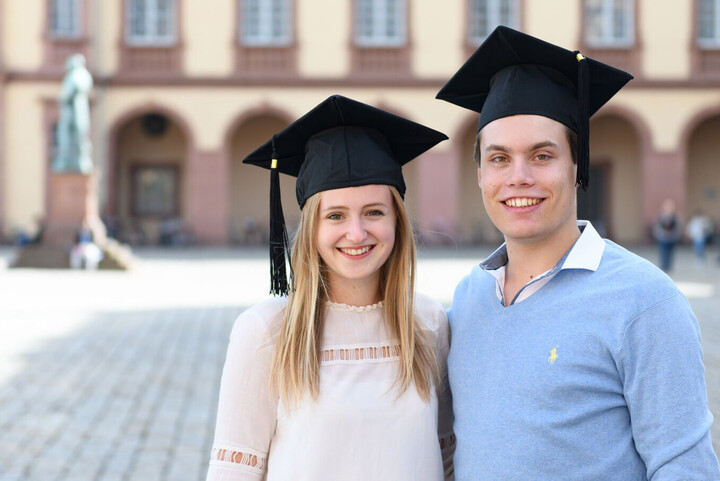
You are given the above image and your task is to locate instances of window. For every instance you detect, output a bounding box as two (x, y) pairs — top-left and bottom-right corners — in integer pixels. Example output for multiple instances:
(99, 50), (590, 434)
(50, 0), (81, 38)
(132, 165), (178, 217)
(354, 0), (406, 47)
(698, 0), (720, 48)
(241, 0), (292, 46)
(44, 0), (88, 72)
(583, 0), (634, 48)
(125, 0), (177, 46)
(468, 0), (519, 45)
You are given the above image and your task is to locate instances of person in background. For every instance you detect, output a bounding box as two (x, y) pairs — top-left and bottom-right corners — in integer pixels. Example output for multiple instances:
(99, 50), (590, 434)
(685, 208), (714, 263)
(206, 95), (454, 481)
(652, 198), (682, 272)
(69, 219), (103, 270)
(437, 26), (720, 480)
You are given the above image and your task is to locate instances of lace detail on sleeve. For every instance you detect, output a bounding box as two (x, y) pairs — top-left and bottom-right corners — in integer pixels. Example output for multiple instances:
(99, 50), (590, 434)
(210, 443), (267, 473)
(321, 343), (400, 365)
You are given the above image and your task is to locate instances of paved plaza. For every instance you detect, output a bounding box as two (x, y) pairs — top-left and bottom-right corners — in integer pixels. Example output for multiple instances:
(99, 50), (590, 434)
(0, 244), (719, 480)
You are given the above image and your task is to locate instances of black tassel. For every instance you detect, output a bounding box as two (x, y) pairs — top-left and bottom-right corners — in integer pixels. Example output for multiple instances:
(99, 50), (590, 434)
(575, 51), (590, 191)
(269, 138), (292, 296)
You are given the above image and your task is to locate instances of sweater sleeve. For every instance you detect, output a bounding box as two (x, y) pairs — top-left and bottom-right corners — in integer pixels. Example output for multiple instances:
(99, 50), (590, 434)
(205, 306), (280, 481)
(617, 292), (720, 480)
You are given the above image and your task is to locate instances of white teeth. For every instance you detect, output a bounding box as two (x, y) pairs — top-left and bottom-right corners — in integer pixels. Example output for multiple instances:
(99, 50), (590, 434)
(505, 197), (540, 207)
(340, 246), (372, 256)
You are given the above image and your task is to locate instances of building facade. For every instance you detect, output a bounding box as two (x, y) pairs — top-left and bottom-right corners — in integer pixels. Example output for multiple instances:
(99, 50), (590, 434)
(1, 0), (720, 246)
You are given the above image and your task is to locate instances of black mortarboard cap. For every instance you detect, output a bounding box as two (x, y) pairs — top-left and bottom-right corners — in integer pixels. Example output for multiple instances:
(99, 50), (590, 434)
(436, 26), (633, 190)
(243, 94), (447, 296)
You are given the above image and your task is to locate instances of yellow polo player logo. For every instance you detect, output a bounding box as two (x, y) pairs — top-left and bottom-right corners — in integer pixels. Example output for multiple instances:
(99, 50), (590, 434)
(548, 347), (558, 364)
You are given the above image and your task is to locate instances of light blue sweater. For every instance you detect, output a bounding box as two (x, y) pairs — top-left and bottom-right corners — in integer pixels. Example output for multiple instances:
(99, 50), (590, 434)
(448, 239), (720, 480)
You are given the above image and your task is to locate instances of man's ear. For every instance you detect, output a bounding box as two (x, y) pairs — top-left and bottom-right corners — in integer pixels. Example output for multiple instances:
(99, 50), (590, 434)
(477, 165), (482, 189)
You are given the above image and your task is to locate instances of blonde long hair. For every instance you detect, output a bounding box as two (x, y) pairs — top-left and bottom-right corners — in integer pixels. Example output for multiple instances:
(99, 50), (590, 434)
(270, 186), (437, 406)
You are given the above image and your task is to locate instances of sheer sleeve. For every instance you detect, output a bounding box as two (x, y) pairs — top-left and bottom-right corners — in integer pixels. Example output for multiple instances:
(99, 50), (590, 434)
(416, 294), (455, 480)
(206, 300), (283, 481)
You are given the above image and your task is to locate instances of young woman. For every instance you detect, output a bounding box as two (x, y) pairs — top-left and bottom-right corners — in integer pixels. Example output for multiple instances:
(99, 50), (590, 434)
(206, 95), (454, 481)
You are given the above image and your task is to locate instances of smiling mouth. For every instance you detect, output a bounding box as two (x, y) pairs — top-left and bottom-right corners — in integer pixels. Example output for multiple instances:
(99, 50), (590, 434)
(504, 197), (542, 207)
(338, 246), (373, 256)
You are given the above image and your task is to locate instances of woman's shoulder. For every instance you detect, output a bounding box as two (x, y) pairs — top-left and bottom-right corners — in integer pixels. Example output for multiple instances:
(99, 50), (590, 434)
(414, 292), (448, 332)
(230, 297), (287, 344)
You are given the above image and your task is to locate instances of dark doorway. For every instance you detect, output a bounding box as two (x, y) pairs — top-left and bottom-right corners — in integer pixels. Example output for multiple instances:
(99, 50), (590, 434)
(577, 164), (611, 238)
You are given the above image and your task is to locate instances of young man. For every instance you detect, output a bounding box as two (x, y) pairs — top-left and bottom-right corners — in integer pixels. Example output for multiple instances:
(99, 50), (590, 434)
(437, 26), (720, 480)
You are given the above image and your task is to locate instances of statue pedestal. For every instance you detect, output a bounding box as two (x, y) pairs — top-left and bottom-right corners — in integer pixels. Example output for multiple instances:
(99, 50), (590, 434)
(45, 172), (106, 246)
(11, 172), (133, 270)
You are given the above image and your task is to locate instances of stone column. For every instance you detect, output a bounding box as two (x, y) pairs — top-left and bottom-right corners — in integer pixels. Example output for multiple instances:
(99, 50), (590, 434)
(641, 148), (686, 236)
(415, 147), (459, 244)
(185, 149), (228, 244)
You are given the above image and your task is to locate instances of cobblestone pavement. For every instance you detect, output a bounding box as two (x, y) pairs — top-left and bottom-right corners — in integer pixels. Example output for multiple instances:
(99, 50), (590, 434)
(0, 244), (719, 480)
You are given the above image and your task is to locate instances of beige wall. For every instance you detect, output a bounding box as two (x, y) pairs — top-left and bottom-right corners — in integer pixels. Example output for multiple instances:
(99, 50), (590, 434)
(4, 82), (56, 233)
(614, 89), (720, 152)
(589, 114), (643, 243)
(93, 0), (121, 75)
(413, 0), (465, 77)
(641, 0), (692, 79)
(228, 114), (298, 242)
(4, 0), (720, 242)
(525, 0), (579, 46)
(103, 87), (453, 152)
(0, 0), (700, 82)
(297, 0), (349, 77)
(3, 0), (43, 70)
(184, 0), (234, 77)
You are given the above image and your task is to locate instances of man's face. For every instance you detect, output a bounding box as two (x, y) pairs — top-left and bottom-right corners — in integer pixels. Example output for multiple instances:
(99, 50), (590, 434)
(478, 114), (578, 247)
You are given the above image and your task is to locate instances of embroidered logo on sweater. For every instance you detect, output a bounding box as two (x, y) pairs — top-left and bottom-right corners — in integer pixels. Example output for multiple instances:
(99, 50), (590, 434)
(548, 346), (558, 364)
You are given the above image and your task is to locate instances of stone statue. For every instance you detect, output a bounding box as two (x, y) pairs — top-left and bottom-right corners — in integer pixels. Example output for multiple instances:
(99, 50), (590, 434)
(53, 54), (93, 174)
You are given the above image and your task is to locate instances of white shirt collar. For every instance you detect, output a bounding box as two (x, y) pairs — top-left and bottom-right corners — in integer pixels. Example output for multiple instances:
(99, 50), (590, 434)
(479, 220), (606, 305)
(559, 220), (605, 271)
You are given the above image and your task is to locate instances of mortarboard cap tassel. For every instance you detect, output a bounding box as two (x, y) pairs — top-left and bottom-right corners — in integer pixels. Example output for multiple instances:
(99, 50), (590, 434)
(269, 137), (292, 296)
(576, 52), (590, 190)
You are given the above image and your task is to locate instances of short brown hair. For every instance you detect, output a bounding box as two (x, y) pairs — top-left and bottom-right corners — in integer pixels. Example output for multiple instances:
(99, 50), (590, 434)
(473, 125), (578, 165)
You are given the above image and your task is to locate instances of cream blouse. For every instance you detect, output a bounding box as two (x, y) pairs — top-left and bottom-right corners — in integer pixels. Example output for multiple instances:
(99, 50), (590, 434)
(206, 293), (454, 481)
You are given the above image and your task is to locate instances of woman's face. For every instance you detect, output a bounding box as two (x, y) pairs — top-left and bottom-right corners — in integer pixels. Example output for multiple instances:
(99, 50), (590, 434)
(316, 184), (397, 293)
